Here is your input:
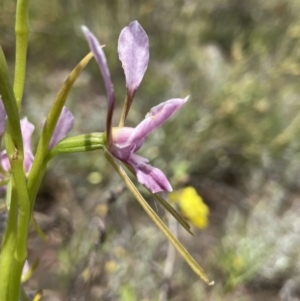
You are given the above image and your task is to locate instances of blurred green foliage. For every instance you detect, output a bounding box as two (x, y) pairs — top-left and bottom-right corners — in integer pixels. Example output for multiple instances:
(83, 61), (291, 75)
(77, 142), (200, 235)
(2, 0), (300, 300)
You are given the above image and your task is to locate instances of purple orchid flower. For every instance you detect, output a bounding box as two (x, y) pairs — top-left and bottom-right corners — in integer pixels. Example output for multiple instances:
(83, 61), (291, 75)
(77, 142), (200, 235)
(0, 98), (74, 179)
(82, 21), (188, 193)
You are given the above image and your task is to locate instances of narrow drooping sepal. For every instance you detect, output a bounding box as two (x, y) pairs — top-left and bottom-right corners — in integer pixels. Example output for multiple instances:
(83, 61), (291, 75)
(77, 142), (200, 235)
(20, 118), (35, 173)
(49, 106), (74, 149)
(128, 154), (172, 193)
(82, 26), (115, 145)
(127, 97), (188, 145)
(118, 21), (149, 98)
(0, 97), (6, 136)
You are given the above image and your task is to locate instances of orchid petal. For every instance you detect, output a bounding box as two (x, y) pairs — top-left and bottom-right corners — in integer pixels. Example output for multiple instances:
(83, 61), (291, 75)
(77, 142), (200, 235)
(127, 154), (172, 193)
(82, 26), (115, 144)
(118, 21), (149, 97)
(21, 118), (35, 173)
(127, 97), (188, 146)
(49, 106), (74, 149)
(0, 97), (6, 136)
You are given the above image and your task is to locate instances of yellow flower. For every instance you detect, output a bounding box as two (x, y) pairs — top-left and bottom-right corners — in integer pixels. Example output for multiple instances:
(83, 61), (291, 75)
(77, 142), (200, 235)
(169, 186), (209, 229)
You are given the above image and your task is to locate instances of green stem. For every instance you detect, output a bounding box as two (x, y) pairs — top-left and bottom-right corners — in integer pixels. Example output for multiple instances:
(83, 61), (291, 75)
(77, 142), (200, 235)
(0, 43), (31, 301)
(14, 0), (30, 108)
(9, 259), (24, 301)
(3, 138), (30, 262)
(0, 43), (31, 264)
(0, 185), (24, 301)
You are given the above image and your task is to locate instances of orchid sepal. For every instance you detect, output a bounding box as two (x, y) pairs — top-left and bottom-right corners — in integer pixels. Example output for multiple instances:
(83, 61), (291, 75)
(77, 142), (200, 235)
(118, 20), (149, 97)
(82, 26), (115, 145)
(127, 97), (189, 145)
(118, 20), (149, 124)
